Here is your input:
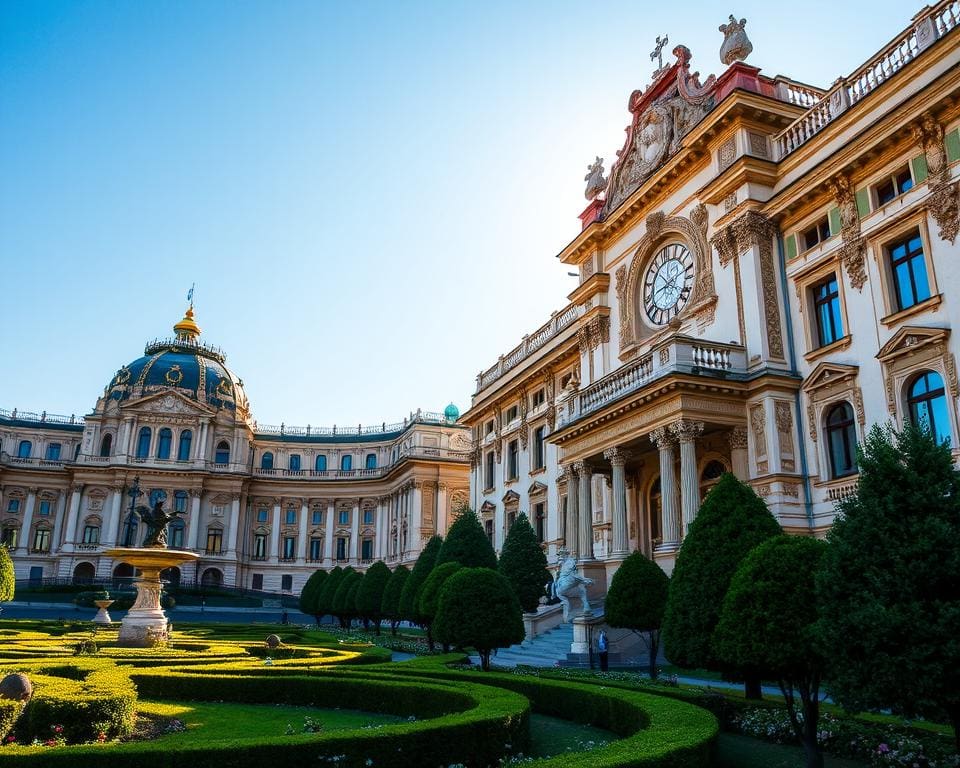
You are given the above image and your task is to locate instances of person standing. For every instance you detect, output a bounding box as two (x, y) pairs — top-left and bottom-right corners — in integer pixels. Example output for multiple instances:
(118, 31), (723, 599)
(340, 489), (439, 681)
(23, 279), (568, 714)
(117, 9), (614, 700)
(598, 629), (609, 671)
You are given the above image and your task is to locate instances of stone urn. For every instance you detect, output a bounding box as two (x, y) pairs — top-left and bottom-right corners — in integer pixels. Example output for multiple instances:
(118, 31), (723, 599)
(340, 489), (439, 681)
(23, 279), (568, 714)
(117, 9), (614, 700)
(92, 598), (115, 625)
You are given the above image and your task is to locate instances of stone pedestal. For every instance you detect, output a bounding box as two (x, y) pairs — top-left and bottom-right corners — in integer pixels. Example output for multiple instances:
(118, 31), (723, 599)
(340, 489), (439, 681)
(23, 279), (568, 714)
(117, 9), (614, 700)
(92, 600), (114, 625)
(579, 561), (608, 603)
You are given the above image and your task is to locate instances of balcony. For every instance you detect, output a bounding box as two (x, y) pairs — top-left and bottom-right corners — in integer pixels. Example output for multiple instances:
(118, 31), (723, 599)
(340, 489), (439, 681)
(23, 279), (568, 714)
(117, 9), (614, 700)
(557, 337), (747, 428)
(76, 543), (101, 552)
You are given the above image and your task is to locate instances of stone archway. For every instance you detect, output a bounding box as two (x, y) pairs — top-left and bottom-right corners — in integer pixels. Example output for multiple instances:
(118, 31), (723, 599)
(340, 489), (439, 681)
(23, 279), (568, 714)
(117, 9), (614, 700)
(200, 567), (223, 588)
(160, 566), (181, 590)
(72, 561), (96, 585)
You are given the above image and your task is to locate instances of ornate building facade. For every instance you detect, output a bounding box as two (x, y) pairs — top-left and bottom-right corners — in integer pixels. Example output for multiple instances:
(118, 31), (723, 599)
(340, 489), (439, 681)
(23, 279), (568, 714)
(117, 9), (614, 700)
(463, 2), (960, 594)
(1, 307), (470, 592)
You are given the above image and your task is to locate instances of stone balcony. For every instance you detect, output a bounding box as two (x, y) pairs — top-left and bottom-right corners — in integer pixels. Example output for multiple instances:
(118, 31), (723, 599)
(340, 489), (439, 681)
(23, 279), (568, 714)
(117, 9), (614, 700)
(557, 336), (747, 428)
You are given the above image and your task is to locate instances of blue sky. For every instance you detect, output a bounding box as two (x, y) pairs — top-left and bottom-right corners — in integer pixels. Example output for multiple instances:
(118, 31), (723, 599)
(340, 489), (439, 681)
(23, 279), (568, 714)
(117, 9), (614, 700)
(1, 0), (908, 426)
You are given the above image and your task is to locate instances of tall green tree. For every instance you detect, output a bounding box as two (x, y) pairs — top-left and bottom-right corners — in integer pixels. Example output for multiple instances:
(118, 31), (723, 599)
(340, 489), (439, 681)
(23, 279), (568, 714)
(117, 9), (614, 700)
(298, 569), (327, 626)
(315, 565), (344, 620)
(417, 561), (462, 649)
(400, 535), (443, 643)
(817, 423), (960, 750)
(0, 546), (14, 604)
(380, 564), (409, 636)
(662, 472), (781, 699)
(716, 536), (828, 768)
(435, 568), (525, 671)
(604, 551), (669, 680)
(355, 561), (392, 634)
(498, 512), (549, 613)
(330, 567), (357, 628)
(436, 507), (497, 569)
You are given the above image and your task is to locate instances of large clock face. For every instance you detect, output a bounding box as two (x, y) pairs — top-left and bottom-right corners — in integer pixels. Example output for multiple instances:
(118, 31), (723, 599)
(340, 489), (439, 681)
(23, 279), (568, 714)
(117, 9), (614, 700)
(642, 243), (694, 325)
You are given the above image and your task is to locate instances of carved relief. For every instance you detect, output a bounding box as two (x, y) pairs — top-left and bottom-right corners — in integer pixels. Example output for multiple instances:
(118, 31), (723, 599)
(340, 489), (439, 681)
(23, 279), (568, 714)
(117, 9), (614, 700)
(913, 113), (960, 243)
(801, 362), (861, 443)
(750, 403), (767, 458)
(717, 136), (737, 171)
(828, 172), (867, 290)
(747, 132), (768, 158)
(774, 401), (793, 433)
(728, 426), (748, 450)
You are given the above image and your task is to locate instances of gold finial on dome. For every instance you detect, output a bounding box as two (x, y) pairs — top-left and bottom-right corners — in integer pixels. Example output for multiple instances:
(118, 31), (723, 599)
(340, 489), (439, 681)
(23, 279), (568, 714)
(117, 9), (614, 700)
(174, 285), (201, 342)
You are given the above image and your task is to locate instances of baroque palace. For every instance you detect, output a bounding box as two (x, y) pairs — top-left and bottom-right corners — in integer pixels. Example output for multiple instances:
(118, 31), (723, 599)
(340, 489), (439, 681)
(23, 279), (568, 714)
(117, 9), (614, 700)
(463, 1), (960, 593)
(0, 307), (470, 592)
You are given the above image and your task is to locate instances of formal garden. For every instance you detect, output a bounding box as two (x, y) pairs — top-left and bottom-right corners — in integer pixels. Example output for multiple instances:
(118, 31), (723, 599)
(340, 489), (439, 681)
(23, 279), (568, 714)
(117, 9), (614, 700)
(0, 424), (957, 767)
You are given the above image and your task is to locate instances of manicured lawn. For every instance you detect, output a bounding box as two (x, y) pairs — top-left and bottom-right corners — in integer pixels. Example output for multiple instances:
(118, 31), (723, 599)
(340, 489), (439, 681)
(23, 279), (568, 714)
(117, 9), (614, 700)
(713, 733), (868, 767)
(527, 713), (615, 758)
(138, 700), (403, 743)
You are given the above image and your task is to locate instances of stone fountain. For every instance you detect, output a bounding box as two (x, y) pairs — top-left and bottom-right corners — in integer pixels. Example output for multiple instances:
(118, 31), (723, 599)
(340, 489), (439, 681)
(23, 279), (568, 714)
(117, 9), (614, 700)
(106, 498), (198, 647)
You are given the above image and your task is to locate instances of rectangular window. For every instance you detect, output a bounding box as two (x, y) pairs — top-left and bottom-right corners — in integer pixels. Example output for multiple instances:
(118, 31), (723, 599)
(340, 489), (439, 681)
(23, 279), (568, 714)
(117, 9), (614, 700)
(532, 389), (546, 408)
(889, 231), (930, 311)
(251, 573), (264, 591)
(1, 527), (16, 548)
(484, 519), (494, 545)
(281, 574), (293, 592)
(257, 509), (268, 523)
(876, 166), (914, 206)
(311, 509), (322, 525)
(361, 538), (373, 560)
(174, 493), (188, 514)
(533, 426), (546, 470)
(285, 507), (297, 525)
(338, 509), (350, 525)
(813, 274), (844, 347)
(802, 217), (832, 251)
(507, 440), (519, 480)
(282, 536), (296, 559)
(46, 443), (61, 461)
(38, 500), (51, 516)
(363, 509), (374, 525)
(336, 537), (347, 561)
(32, 528), (50, 552)
(506, 405), (519, 423)
(82, 525), (100, 544)
(205, 528), (222, 554)
(309, 537), (322, 560)
(7, 499), (20, 514)
(507, 510), (516, 530)
(253, 534), (267, 559)
(485, 419), (495, 436)
(534, 502), (546, 543)
(169, 524), (184, 548)
(484, 451), (495, 490)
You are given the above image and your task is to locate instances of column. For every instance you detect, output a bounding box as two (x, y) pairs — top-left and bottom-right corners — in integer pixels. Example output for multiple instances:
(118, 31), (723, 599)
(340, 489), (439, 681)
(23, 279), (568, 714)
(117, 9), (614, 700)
(125, 417), (138, 455)
(729, 426), (749, 480)
(350, 499), (360, 560)
(226, 494), (241, 554)
(63, 485), (83, 551)
(186, 490), (202, 550)
(16, 489), (37, 554)
(324, 500), (335, 563)
(565, 465), (579, 556)
(671, 419), (704, 535)
(268, 498), (281, 562)
(411, 481), (423, 542)
(103, 486), (124, 547)
(436, 483), (448, 536)
(297, 500), (308, 560)
(120, 416), (135, 458)
(575, 462), (593, 561)
(604, 448), (630, 556)
(374, 498), (384, 558)
(52, 490), (67, 550)
(393, 492), (401, 559)
(650, 428), (680, 548)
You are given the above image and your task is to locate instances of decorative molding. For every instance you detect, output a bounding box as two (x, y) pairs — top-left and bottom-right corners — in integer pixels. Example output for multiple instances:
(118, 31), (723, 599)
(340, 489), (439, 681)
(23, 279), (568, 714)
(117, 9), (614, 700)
(728, 426), (748, 450)
(827, 172), (868, 290)
(669, 419), (704, 442)
(912, 113), (959, 244)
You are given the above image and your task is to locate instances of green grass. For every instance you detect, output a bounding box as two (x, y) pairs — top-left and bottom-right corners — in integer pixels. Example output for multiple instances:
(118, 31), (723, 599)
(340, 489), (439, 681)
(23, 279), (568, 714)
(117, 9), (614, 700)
(138, 700), (403, 744)
(713, 733), (868, 767)
(527, 713), (616, 758)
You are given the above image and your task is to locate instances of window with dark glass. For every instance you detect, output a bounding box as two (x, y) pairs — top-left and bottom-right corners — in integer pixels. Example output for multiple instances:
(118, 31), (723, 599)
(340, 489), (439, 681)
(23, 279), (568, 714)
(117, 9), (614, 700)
(534, 502), (545, 542)
(260, 452), (274, 470)
(174, 490), (188, 514)
(361, 538), (373, 560)
(813, 274), (843, 347)
(32, 528), (50, 552)
(311, 509), (322, 525)
(82, 524), (100, 544)
(484, 519), (494, 545)
(136, 427), (151, 459)
(365, 453), (377, 469)
(338, 509), (349, 525)
(802, 217), (832, 251)
(533, 426), (546, 469)
(825, 402), (858, 479)
(285, 507), (296, 525)
(889, 231), (930, 311)
(485, 420), (495, 435)
(309, 537), (322, 560)
(177, 430), (193, 461)
(100, 433), (113, 457)
(149, 488), (166, 507)
(7, 499), (20, 513)
(908, 370), (951, 445)
(257, 509), (268, 523)
(38, 500), (51, 516)
(484, 451), (495, 490)
(506, 405), (519, 423)
(341, 455), (353, 471)
(876, 166), (914, 206)
(157, 428), (172, 459)
(167, 519), (185, 548)
(336, 537), (347, 560)
(315, 454), (327, 472)
(507, 440), (519, 480)
(17, 440), (31, 459)
(205, 528), (223, 554)
(253, 533), (267, 559)
(289, 454), (301, 471)
(1, 527), (17, 548)
(281, 574), (293, 591)
(121, 516), (138, 547)
(649, 477), (663, 544)
(532, 389), (546, 408)
(363, 508), (374, 525)
(251, 573), (264, 591)
(507, 510), (516, 530)
(214, 440), (230, 464)
(46, 443), (61, 461)
(282, 536), (296, 559)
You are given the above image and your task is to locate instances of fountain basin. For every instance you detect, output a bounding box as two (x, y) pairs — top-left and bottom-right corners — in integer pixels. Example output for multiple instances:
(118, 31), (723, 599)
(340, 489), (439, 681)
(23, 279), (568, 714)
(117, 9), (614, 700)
(92, 599), (115, 625)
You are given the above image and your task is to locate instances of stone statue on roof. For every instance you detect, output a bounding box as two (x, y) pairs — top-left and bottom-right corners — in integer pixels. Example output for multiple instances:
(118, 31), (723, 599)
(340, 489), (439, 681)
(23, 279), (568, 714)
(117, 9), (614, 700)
(719, 15), (753, 65)
(584, 157), (607, 200)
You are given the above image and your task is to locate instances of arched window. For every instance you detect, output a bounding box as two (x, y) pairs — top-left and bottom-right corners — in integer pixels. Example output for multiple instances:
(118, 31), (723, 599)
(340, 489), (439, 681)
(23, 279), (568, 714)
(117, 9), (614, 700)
(100, 433), (113, 457)
(46, 443), (62, 461)
(289, 454), (301, 471)
(908, 370), (951, 445)
(174, 490), (188, 514)
(826, 402), (858, 478)
(341, 454), (353, 471)
(365, 453), (377, 469)
(72, 562), (96, 585)
(200, 567), (223, 588)
(699, 459), (727, 499)
(157, 428), (172, 459)
(215, 440), (230, 464)
(315, 454), (327, 472)
(648, 477), (663, 545)
(261, 452), (274, 470)
(136, 427), (151, 459)
(177, 430), (193, 461)
(17, 440), (32, 459)
(167, 518), (185, 549)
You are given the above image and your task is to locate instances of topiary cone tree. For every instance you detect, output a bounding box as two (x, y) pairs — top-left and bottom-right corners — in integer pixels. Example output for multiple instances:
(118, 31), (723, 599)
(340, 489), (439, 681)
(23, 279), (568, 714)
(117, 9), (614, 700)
(355, 561), (391, 634)
(498, 512), (549, 613)
(316, 565), (344, 623)
(436, 506), (497, 569)
(298, 569), (327, 626)
(816, 423), (960, 751)
(716, 535), (828, 768)
(662, 472), (781, 699)
(435, 567), (525, 671)
(0, 545), (13, 607)
(417, 561), (462, 651)
(330, 567), (357, 628)
(604, 550), (669, 680)
(380, 564), (409, 636)
(400, 535), (443, 646)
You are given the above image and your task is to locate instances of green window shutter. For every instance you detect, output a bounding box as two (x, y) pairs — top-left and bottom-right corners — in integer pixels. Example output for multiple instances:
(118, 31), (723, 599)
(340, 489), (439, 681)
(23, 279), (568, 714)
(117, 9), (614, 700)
(946, 129), (960, 164)
(855, 188), (871, 218)
(911, 154), (928, 184)
(785, 233), (798, 260)
(828, 206), (842, 236)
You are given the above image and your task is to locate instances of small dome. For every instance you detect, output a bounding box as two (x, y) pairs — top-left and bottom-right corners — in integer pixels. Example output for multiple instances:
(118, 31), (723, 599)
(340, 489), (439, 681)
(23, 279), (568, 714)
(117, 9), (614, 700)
(444, 402), (460, 422)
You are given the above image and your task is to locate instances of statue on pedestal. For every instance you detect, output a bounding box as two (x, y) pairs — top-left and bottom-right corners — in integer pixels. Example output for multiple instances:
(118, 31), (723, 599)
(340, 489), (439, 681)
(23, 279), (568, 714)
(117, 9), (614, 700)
(555, 549), (593, 622)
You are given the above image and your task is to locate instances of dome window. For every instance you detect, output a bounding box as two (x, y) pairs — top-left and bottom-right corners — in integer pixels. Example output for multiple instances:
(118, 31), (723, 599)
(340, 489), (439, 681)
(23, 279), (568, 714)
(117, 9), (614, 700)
(215, 441), (230, 465)
(177, 430), (193, 462)
(136, 428), (151, 459)
(157, 428), (173, 460)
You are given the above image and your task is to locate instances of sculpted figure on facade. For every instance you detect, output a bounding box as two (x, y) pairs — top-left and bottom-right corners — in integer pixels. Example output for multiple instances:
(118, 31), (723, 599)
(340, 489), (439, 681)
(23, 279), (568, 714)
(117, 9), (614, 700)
(827, 172), (868, 291)
(719, 15), (753, 65)
(912, 112), (960, 244)
(583, 157), (607, 200)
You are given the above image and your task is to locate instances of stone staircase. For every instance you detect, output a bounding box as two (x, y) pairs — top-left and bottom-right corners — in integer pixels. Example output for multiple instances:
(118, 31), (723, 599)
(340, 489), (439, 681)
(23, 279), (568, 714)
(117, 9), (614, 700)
(488, 621), (576, 668)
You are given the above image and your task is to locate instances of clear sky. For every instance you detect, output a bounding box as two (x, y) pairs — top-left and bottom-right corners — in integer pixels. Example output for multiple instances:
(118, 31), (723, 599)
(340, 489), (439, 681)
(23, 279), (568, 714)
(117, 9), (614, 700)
(1, 0), (909, 427)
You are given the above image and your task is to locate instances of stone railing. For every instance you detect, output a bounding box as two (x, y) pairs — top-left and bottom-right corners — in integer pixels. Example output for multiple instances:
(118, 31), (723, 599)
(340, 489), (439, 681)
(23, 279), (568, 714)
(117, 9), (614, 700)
(827, 481), (858, 503)
(773, 76), (826, 108)
(774, 0), (959, 160)
(0, 455), (70, 470)
(250, 447), (471, 479)
(253, 409), (452, 437)
(475, 303), (584, 393)
(0, 408), (82, 426)
(558, 337), (746, 427)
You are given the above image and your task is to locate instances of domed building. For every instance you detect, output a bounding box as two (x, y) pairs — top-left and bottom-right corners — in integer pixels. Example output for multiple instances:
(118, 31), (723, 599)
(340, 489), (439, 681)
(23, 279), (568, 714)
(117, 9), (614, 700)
(0, 305), (470, 593)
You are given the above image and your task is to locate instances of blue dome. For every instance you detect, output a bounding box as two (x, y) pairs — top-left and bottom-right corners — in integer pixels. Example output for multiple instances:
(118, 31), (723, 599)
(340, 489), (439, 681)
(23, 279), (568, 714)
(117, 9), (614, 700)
(444, 402), (460, 422)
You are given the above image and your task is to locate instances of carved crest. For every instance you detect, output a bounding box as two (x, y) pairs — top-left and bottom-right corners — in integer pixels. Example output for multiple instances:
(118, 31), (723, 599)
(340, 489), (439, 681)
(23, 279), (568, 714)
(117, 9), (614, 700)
(719, 15), (752, 65)
(584, 157), (607, 200)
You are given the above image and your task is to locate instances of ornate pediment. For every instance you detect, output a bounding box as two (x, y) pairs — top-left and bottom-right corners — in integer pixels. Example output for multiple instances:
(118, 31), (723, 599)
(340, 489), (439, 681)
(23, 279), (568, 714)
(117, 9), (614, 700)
(603, 45), (716, 214)
(480, 500), (496, 514)
(801, 362), (860, 395)
(501, 490), (520, 504)
(876, 326), (951, 364)
(527, 481), (548, 496)
(126, 390), (213, 417)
